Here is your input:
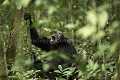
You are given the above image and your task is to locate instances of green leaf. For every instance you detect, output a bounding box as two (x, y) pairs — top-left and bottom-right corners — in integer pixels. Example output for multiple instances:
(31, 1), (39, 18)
(65, 23), (78, 29)
(87, 10), (97, 25)
(43, 63), (50, 72)
(107, 42), (118, 59)
(38, 19), (50, 25)
(63, 71), (72, 75)
(35, 0), (43, 6)
(98, 11), (108, 28)
(69, 67), (76, 73)
(15, 0), (30, 9)
(93, 62), (99, 70)
(54, 70), (61, 73)
(63, 67), (70, 71)
(58, 65), (63, 72)
(77, 25), (96, 38)
(59, 53), (70, 60)
(48, 6), (57, 15)
(88, 59), (94, 69)
(2, 0), (10, 5)
(102, 64), (105, 71)
(94, 31), (105, 39)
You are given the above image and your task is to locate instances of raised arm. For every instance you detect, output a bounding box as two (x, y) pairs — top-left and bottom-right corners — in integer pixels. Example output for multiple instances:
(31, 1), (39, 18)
(24, 12), (50, 51)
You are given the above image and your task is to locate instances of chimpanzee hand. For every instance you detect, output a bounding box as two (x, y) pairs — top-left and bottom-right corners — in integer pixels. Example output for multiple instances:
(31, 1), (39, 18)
(24, 12), (31, 21)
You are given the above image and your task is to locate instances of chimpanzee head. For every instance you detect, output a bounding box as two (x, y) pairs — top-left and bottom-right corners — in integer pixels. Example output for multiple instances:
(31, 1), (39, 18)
(50, 31), (67, 45)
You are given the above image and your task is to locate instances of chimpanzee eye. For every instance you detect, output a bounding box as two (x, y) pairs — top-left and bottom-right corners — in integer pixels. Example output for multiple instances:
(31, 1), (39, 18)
(52, 36), (55, 40)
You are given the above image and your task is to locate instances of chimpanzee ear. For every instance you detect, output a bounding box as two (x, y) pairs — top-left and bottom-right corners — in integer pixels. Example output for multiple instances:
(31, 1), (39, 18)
(61, 33), (65, 39)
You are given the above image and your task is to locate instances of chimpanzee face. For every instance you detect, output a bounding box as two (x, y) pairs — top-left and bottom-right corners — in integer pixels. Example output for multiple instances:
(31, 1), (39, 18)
(50, 32), (65, 45)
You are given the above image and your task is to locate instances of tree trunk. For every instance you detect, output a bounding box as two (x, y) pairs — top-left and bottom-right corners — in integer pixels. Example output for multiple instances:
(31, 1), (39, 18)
(6, 6), (22, 69)
(0, 32), (8, 80)
(114, 1), (120, 80)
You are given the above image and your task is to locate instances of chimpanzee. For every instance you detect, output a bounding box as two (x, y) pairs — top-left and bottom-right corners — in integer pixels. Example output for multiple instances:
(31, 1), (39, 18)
(24, 12), (77, 79)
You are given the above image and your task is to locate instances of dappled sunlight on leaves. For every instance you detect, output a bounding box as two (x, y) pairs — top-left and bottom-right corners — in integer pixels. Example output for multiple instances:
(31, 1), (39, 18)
(87, 10), (97, 25)
(77, 25), (96, 38)
(15, 0), (30, 9)
(2, 0), (10, 5)
(97, 10), (108, 28)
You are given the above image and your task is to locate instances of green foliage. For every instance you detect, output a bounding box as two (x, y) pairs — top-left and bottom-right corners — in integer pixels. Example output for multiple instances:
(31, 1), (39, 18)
(1, 0), (120, 80)
(9, 70), (41, 80)
(15, 0), (30, 9)
(55, 65), (78, 79)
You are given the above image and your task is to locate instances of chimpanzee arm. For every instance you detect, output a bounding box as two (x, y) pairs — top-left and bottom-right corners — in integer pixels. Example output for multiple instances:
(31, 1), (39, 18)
(30, 27), (50, 51)
(24, 12), (51, 51)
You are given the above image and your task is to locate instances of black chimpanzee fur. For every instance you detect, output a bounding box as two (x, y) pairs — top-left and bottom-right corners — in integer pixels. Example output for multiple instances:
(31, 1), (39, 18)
(24, 12), (77, 79)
